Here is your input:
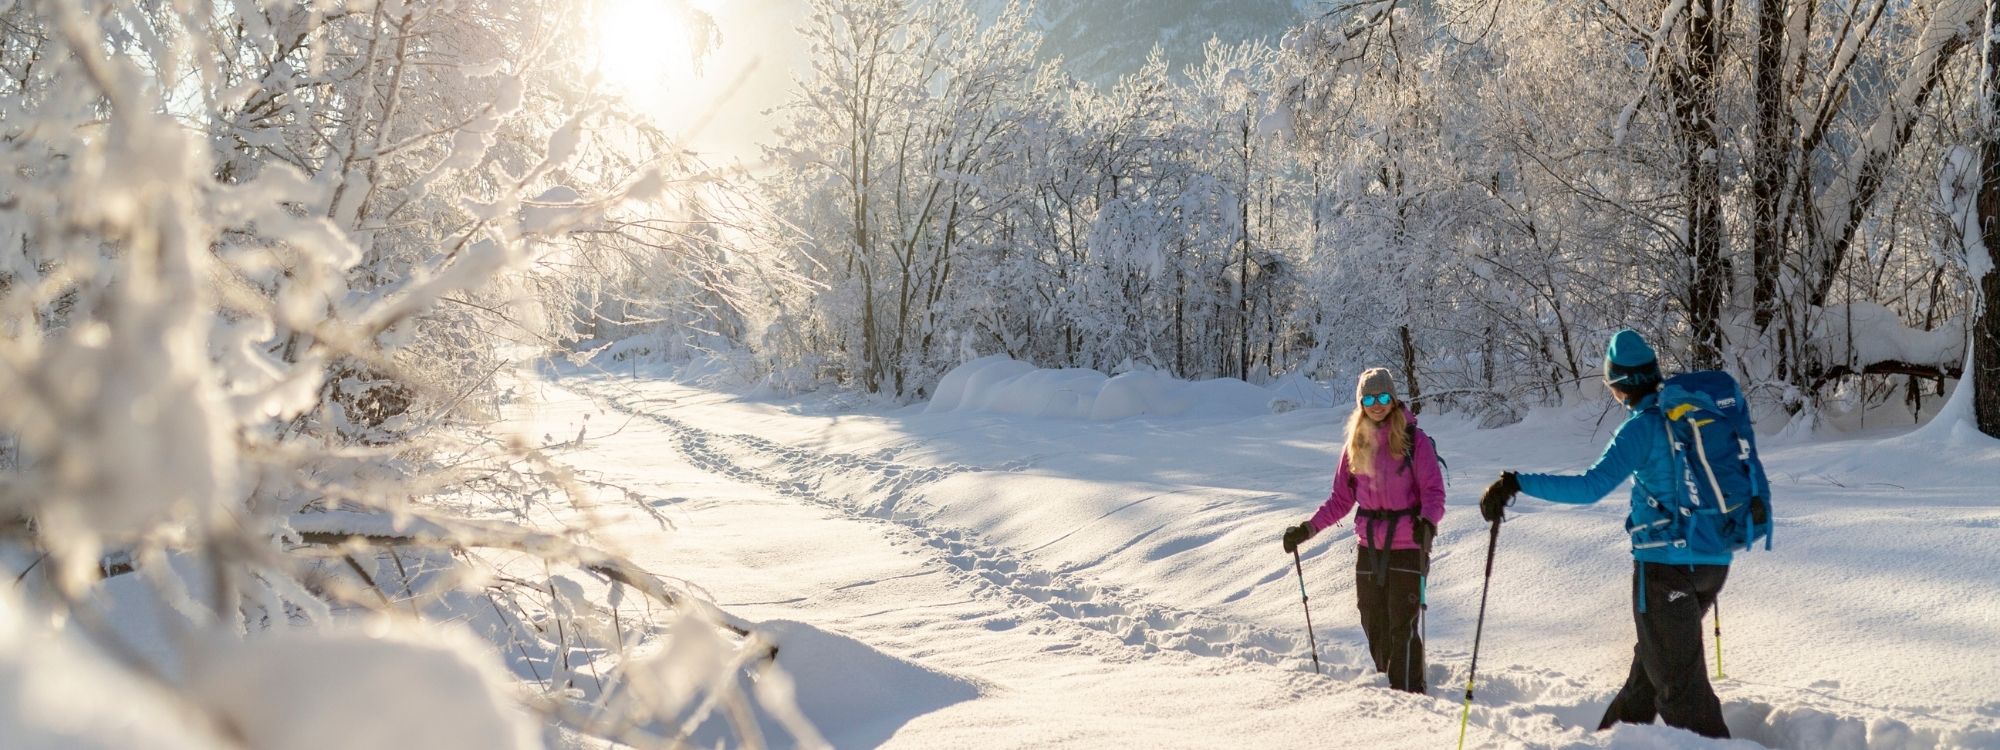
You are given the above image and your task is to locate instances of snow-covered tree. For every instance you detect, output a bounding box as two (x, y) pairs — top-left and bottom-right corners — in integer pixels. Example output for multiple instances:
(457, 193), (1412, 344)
(763, 0), (1044, 396)
(719, 0), (1997, 435)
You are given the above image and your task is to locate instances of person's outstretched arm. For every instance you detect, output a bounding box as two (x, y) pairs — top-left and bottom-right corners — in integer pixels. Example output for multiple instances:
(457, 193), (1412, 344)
(1516, 414), (1657, 505)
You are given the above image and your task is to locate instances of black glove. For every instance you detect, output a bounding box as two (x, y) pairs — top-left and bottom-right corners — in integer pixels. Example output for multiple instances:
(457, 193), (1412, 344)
(1414, 518), (1438, 548)
(1281, 521), (1314, 554)
(1480, 472), (1520, 523)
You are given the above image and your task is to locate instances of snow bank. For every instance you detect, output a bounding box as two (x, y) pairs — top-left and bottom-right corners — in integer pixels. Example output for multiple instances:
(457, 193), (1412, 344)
(1266, 371), (1340, 413)
(926, 355), (1311, 421)
(0, 589), (214, 749)
(755, 620), (980, 747)
(926, 356), (1038, 414)
(1725, 700), (2000, 750)
(672, 619), (979, 748)
(984, 367), (1112, 419)
(1810, 303), (1965, 369)
(185, 621), (541, 750)
(1895, 334), (2000, 449)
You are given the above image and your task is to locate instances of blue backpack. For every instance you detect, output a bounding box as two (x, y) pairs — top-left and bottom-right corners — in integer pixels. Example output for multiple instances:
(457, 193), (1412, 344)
(1654, 371), (1774, 554)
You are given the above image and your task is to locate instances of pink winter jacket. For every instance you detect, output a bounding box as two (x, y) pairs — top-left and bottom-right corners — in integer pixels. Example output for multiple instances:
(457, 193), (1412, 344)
(1306, 416), (1446, 550)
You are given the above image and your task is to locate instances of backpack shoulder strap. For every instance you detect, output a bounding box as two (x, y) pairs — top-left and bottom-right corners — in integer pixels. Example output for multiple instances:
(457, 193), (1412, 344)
(1404, 423), (1446, 474)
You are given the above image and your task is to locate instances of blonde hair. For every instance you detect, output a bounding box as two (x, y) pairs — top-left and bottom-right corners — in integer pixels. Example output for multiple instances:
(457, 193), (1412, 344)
(1344, 399), (1410, 478)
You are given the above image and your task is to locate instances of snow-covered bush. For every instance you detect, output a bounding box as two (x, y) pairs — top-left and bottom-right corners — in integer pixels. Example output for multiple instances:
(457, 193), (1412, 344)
(0, 0), (814, 745)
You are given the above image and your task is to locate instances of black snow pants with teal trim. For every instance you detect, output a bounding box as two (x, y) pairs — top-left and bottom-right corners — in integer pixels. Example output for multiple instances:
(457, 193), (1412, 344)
(1355, 546), (1426, 694)
(1599, 562), (1731, 738)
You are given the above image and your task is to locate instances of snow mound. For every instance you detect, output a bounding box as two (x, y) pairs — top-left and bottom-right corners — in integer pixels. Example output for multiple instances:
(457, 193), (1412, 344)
(1898, 342), (2000, 450)
(927, 356), (1313, 421)
(751, 620), (980, 748)
(185, 621), (540, 750)
(1810, 303), (1964, 370)
(0, 590), (214, 749)
(1090, 369), (1192, 420)
(985, 367), (1111, 419)
(1725, 700), (2000, 750)
(1774, 377), (2000, 486)
(1266, 371), (1339, 413)
(925, 355), (1038, 414)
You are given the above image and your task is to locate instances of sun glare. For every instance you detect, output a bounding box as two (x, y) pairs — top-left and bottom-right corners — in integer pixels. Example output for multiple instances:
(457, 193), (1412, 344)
(594, 0), (699, 97)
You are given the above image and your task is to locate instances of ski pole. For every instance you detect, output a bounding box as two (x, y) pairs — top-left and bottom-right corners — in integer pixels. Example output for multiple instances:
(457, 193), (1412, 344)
(1419, 523), (1435, 645)
(1713, 598), (1725, 680)
(1292, 548), (1322, 674)
(1456, 518), (1502, 750)
(1419, 574), (1428, 642)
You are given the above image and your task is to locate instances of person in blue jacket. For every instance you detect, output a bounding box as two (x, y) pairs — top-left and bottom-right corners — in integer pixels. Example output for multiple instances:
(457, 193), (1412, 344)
(1479, 329), (1731, 739)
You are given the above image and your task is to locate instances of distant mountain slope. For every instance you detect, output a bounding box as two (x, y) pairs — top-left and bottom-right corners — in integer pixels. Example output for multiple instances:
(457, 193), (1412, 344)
(974, 0), (1314, 85)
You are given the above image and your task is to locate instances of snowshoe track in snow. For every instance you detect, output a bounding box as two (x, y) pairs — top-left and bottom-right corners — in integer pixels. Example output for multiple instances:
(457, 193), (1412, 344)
(579, 383), (1362, 678)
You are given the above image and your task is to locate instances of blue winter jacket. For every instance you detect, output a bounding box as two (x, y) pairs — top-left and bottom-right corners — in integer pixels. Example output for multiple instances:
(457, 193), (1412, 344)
(1516, 392), (1734, 567)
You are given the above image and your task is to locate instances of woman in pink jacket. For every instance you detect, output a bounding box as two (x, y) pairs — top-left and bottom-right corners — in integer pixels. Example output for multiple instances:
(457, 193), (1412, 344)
(1281, 367), (1446, 693)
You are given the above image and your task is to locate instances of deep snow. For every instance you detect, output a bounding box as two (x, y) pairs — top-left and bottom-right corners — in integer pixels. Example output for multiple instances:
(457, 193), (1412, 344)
(511, 357), (2000, 749)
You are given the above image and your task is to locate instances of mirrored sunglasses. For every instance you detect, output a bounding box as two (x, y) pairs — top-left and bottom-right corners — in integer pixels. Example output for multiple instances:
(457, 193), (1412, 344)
(1359, 393), (1393, 407)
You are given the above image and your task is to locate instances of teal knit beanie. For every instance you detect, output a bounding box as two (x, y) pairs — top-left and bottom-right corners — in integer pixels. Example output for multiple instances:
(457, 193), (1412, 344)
(1604, 329), (1661, 387)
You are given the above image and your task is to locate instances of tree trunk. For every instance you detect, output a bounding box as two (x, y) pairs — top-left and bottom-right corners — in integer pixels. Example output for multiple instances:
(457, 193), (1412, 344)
(1175, 239), (1186, 376)
(1750, 0), (1790, 332)
(1976, 270), (2000, 436)
(1676, 0), (1728, 370)
(1481, 323), (1496, 391)
(860, 266), (880, 391)
(1975, 0), (2000, 437)
(1400, 324), (1421, 415)
(1238, 116), (1252, 382)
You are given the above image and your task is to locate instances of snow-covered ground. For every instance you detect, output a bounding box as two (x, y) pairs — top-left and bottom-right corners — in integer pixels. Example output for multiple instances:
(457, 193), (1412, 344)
(512, 359), (2000, 749)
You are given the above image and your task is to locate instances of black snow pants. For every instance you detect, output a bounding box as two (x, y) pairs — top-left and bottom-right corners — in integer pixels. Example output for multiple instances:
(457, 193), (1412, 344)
(1598, 561), (1731, 738)
(1355, 546), (1426, 694)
